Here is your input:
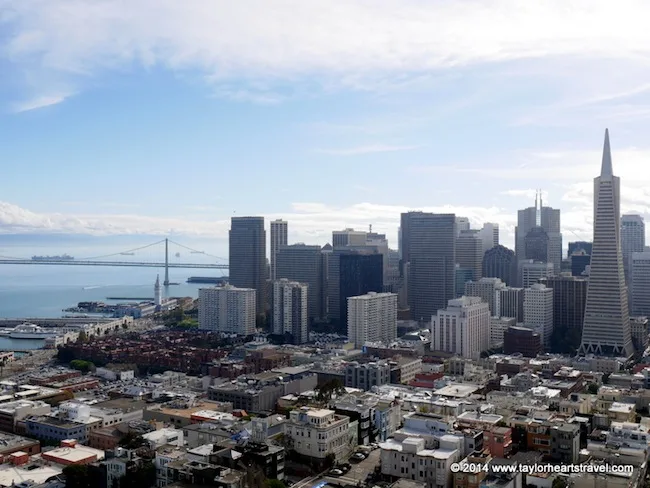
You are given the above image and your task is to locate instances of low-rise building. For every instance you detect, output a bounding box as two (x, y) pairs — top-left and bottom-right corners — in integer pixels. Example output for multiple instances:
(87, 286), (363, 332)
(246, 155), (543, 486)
(550, 423), (580, 463)
(285, 407), (351, 461)
(380, 436), (461, 488)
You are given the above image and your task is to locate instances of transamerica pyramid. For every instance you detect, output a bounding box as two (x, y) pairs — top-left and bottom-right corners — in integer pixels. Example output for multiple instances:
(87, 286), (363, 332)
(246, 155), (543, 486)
(578, 129), (634, 357)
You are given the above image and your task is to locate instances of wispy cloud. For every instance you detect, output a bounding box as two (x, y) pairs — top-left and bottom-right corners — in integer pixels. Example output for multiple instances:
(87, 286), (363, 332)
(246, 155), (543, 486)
(317, 144), (422, 156)
(5, 1), (650, 103)
(11, 94), (69, 113)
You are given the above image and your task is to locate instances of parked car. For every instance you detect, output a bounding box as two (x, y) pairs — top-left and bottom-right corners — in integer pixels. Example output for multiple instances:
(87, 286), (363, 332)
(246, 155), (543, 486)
(352, 452), (366, 461)
(329, 468), (343, 476)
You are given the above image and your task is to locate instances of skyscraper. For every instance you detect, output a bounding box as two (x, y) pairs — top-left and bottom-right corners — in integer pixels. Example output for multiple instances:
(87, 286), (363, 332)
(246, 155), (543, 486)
(540, 275), (587, 353)
(276, 244), (324, 321)
(198, 285), (257, 335)
(456, 230), (483, 282)
(272, 279), (308, 344)
(403, 212), (456, 321)
(229, 217), (267, 315)
(327, 250), (383, 327)
(480, 223), (499, 254)
(270, 219), (288, 281)
(631, 251), (650, 316)
(483, 245), (517, 286)
(578, 130), (634, 357)
(523, 283), (553, 350)
(524, 226), (550, 262)
(621, 214), (645, 283)
(515, 191), (562, 275)
(347, 292), (397, 348)
(431, 296), (490, 360)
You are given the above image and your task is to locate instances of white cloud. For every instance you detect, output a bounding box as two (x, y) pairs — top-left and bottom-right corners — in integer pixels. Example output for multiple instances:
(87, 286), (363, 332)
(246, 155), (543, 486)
(317, 144), (422, 156)
(4, 1), (650, 103)
(11, 94), (69, 112)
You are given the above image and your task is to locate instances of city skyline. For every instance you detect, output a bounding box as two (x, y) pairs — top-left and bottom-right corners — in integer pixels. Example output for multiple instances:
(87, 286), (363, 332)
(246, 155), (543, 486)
(3, 3), (650, 250)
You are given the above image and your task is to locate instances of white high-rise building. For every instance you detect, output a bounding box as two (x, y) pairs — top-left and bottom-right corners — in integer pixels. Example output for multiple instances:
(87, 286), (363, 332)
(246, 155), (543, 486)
(520, 260), (555, 288)
(270, 219), (288, 281)
(621, 215), (645, 283)
(272, 279), (308, 344)
(431, 296), (490, 359)
(480, 223), (499, 254)
(464, 277), (506, 316)
(524, 283), (554, 349)
(631, 252), (650, 316)
(198, 284), (256, 335)
(347, 292), (397, 348)
(579, 130), (634, 357)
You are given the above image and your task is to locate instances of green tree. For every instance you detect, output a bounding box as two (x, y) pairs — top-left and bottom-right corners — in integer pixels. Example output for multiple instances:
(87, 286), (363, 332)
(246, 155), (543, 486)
(77, 330), (88, 343)
(587, 383), (599, 394)
(70, 359), (94, 374)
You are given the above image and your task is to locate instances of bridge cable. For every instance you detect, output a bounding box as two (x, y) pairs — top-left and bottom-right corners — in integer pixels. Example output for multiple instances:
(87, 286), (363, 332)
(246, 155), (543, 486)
(167, 240), (227, 262)
(80, 239), (168, 260)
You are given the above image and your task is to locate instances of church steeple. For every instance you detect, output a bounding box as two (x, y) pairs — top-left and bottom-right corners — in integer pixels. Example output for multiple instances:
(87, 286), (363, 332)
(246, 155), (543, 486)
(601, 128), (613, 177)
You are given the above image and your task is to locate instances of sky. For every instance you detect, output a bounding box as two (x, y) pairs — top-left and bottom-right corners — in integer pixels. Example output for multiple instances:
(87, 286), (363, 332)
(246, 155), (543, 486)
(2, 0), (650, 256)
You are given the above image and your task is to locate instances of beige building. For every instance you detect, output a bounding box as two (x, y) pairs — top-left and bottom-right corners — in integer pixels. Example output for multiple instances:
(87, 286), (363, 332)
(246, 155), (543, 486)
(286, 407), (351, 461)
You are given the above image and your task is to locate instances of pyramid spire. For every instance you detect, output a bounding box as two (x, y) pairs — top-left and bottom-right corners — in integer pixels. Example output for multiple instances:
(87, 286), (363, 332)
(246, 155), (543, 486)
(601, 128), (613, 177)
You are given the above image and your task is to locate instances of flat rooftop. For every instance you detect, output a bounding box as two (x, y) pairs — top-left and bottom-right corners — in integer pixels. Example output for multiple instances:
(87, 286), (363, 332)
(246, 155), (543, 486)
(434, 384), (480, 398)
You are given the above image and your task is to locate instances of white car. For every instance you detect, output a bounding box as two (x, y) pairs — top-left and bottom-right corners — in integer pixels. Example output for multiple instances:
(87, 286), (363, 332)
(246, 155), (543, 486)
(329, 469), (343, 476)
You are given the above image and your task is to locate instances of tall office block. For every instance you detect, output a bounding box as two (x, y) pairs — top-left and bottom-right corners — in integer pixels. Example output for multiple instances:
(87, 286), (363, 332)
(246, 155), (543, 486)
(568, 241), (593, 258)
(270, 220), (288, 281)
(465, 277), (506, 316)
(327, 250), (383, 327)
(198, 285), (256, 335)
(540, 275), (587, 353)
(479, 223), (499, 255)
(498, 287), (524, 323)
(524, 283), (554, 350)
(456, 230), (483, 282)
(578, 130), (634, 357)
(483, 245), (517, 286)
(631, 252), (650, 316)
(515, 191), (562, 275)
(520, 260), (555, 288)
(524, 227), (550, 263)
(431, 296), (490, 360)
(229, 217), (267, 315)
(332, 228), (367, 248)
(570, 251), (591, 277)
(402, 212), (456, 321)
(272, 279), (308, 344)
(621, 215), (645, 283)
(455, 217), (470, 236)
(276, 244), (324, 321)
(366, 232), (390, 284)
(347, 292), (397, 348)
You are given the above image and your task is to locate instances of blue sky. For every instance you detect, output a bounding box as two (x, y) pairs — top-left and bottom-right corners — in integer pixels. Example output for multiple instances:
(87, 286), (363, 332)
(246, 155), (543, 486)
(2, 0), (650, 253)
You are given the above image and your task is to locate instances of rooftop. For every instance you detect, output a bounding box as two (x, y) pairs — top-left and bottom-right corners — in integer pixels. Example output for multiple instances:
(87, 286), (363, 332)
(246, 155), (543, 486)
(434, 384), (480, 398)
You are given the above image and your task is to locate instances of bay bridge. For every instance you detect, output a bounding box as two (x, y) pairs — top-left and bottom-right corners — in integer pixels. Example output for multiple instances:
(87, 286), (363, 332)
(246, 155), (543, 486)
(0, 238), (228, 286)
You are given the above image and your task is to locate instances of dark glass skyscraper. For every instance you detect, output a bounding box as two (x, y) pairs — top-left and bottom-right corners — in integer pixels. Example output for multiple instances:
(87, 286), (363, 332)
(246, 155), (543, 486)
(524, 226), (550, 262)
(229, 217), (267, 315)
(482, 245), (516, 286)
(402, 212), (456, 321)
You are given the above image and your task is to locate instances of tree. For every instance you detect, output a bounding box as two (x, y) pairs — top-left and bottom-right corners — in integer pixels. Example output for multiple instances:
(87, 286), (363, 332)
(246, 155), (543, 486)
(587, 383), (599, 394)
(77, 330), (88, 343)
(315, 378), (346, 403)
(70, 359), (94, 374)
(122, 323), (128, 330)
(266, 480), (287, 488)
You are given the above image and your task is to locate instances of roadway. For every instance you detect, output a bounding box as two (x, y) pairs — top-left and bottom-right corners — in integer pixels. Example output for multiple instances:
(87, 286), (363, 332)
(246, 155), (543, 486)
(292, 448), (381, 488)
(0, 259), (227, 269)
